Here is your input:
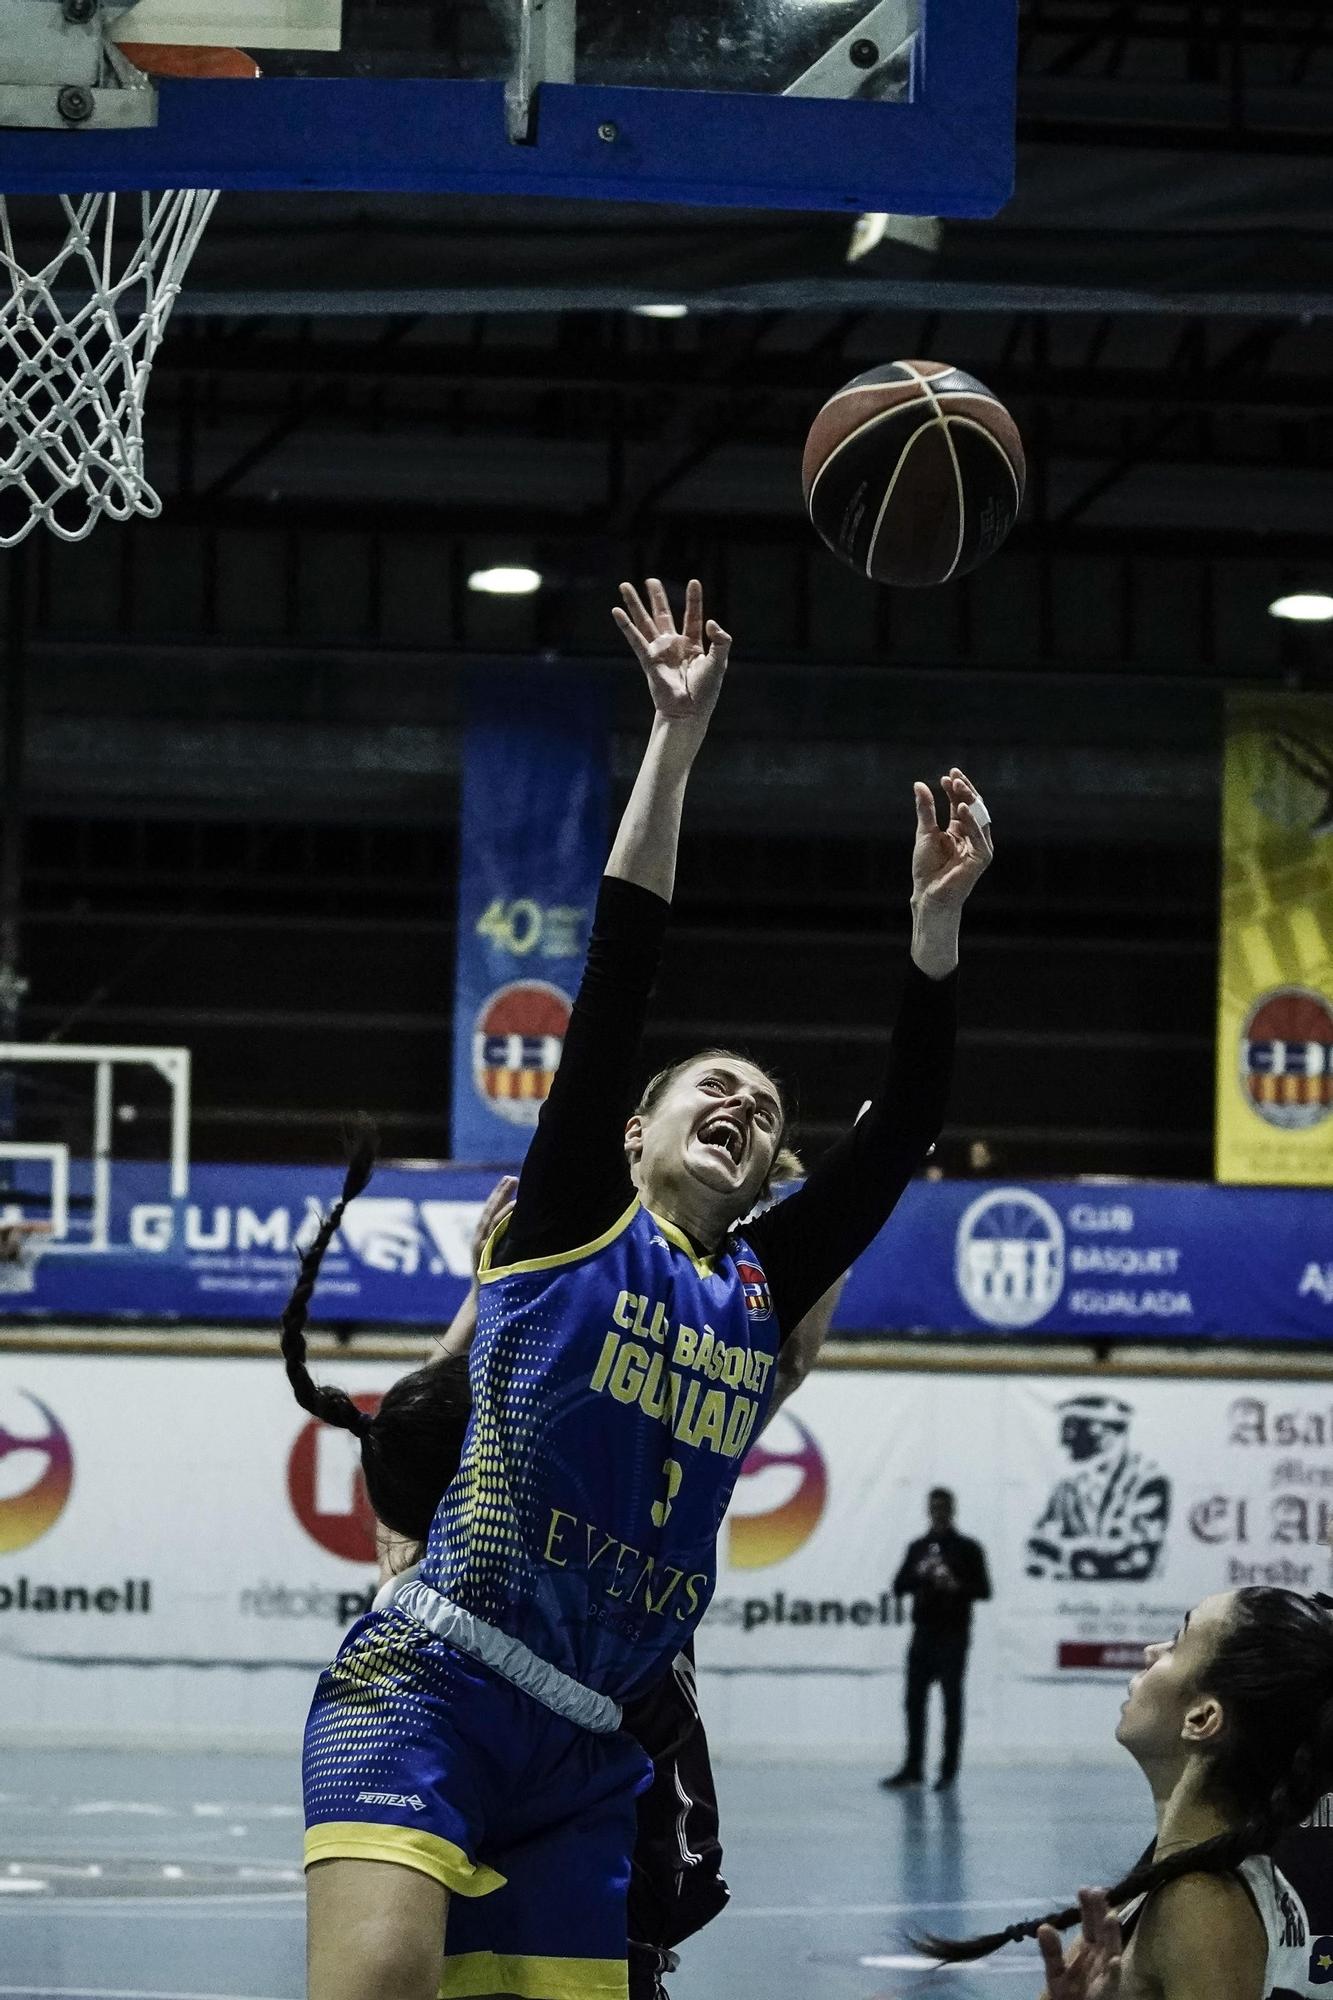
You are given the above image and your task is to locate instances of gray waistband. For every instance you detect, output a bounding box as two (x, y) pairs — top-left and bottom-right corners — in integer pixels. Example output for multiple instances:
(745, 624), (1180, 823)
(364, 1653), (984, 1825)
(394, 1580), (623, 1735)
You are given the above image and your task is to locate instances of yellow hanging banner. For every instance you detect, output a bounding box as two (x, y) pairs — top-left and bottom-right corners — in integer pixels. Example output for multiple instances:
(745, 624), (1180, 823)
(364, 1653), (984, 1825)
(1216, 692), (1333, 1185)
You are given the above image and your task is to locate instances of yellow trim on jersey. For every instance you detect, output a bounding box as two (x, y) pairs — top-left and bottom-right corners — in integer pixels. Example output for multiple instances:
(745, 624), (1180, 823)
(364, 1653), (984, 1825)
(303, 1823), (506, 1897)
(477, 1198), (641, 1283)
(439, 1951), (628, 2000)
(646, 1209), (720, 1279)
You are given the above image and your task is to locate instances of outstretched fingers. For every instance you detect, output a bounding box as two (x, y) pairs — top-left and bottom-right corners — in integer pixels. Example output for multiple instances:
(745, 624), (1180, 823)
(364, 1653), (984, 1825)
(645, 575), (677, 634)
(611, 603), (652, 666)
(1080, 1888), (1121, 1957)
(1037, 1924), (1067, 1990)
(944, 766), (994, 858)
(682, 578), (705, 648)
(704, 617), (732, 668)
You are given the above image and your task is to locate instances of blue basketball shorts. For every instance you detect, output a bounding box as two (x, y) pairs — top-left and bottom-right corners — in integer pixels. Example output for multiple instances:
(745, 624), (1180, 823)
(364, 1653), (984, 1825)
(303, 1606), (653, 2000)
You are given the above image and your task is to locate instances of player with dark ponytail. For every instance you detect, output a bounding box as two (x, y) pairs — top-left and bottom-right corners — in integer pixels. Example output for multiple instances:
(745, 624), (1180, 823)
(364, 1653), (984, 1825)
(921, 1587), (1333, 2000)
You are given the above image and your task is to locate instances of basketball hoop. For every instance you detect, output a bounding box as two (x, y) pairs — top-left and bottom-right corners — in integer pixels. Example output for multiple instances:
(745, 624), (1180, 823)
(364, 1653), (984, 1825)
(0, 184), (218, 548)
(0, 1218), (53, 1295)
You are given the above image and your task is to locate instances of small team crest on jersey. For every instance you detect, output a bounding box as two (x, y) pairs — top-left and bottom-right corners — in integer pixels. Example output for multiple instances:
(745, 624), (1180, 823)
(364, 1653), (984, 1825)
(737, 1256), (772, 1321)
(472, 980), (572, 1127)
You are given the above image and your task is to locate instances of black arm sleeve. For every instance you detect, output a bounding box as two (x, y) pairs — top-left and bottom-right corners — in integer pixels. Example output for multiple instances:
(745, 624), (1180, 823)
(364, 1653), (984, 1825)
(746, 960), (957, 1336)
(498, 875), (669, 1266)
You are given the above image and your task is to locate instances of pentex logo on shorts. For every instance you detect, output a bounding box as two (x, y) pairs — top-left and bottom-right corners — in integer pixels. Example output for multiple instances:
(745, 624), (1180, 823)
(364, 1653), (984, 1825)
(472, 980), (572, 1128)
(355, 1791), (426, 1812)
(736, 1257), (772, 1321)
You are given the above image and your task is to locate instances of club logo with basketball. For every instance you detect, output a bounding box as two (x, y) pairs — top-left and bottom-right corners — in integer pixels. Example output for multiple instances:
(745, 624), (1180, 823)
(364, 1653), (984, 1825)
(473, 981), (573, 1128)
(288, 1395), (382, 1563)
(729, 1413), (828, 1570)
(955, 1187), (1065, 1330)
(1240, 987), (1333, 1131)
(0, 1390), (75, 1555)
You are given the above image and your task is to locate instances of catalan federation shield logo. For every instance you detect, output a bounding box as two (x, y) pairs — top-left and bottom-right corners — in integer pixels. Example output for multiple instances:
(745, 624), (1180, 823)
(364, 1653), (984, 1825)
(1240, 986), (1333, 1131)
(473, 981), (572, 1127)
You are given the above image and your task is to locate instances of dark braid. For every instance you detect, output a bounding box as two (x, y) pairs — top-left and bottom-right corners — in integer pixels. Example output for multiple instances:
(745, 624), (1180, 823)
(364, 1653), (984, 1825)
(275, 1128), (478, 1550)
(918, 1588), (1333, 1965)
(278, 1130), (377, 1438)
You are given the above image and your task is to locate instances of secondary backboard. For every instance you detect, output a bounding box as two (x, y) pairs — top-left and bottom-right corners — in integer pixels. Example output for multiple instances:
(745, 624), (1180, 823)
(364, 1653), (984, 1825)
(0, 0), (1015, 214)
(0, 1043), (190, 1257)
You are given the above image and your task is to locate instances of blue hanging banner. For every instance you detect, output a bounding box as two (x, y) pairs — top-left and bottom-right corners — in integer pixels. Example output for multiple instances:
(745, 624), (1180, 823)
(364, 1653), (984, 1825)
(450, 665), (610, 1160)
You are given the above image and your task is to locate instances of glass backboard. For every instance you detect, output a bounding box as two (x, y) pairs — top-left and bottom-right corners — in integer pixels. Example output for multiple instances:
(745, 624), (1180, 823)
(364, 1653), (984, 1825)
(0, 0), (1013, 212)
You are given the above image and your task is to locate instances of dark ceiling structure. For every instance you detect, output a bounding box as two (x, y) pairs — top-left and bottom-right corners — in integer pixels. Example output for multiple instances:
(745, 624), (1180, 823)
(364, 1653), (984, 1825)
(1, 0), (1330, 1186)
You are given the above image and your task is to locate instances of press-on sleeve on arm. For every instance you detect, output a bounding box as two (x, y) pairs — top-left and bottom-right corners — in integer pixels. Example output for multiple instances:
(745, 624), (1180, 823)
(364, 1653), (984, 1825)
(498, 875), (670, 1266)
(748, 962), (957, 1335)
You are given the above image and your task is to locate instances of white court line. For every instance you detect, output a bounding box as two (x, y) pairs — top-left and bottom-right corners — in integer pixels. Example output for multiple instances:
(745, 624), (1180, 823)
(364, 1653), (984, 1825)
(0, 1895), (303, 1915)
(0, 1989), (291, 1999)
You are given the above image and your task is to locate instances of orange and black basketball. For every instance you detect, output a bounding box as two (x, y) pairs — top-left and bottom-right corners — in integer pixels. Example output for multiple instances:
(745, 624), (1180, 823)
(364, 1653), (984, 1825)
(802, 360), (1025, 587)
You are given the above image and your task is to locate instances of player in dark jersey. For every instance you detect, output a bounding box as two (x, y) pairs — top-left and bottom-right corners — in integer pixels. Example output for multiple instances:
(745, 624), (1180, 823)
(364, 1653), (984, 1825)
(921, 1587), (1333, 2000)
(281, 576), (990, 2000)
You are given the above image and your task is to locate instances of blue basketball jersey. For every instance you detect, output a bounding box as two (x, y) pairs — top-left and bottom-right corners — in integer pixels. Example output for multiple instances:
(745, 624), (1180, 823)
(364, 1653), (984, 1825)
(419, 1201), (783, 1703)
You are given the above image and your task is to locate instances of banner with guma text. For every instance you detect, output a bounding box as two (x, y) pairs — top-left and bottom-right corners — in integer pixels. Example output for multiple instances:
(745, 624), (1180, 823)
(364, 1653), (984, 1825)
(1216, 690), (1333, 1185)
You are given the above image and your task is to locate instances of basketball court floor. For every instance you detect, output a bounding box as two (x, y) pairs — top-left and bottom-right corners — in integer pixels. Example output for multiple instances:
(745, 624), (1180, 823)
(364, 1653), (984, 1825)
(0, 1749), (1143, 2000)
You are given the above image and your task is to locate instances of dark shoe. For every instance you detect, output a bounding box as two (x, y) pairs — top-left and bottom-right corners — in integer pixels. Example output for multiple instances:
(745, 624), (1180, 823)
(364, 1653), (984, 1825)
(880, 1768), (924, 1789)
(934, 1772), (957, 1792)
(627, 1945), (678, 2000)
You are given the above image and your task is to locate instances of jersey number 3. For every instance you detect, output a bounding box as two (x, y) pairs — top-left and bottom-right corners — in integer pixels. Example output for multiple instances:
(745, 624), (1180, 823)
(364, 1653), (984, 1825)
(651, 1458), (684, 1528)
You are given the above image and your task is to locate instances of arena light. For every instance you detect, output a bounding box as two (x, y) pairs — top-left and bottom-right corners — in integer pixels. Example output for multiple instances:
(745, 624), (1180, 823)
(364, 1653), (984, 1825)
(468, 566), (543, 596)
(633, 304), (689, 320)
(1268, 593), (1333, 624)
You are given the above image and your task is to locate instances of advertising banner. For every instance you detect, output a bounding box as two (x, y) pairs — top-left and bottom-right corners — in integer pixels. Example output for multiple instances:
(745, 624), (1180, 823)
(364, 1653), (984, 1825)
(450, 664), (609, 1160)
(7, 1354), (1330, 1757)
(1216, 690), (1333, 1185)
(6, 1164), (1333, 1341)
(696, 1369), (1333, 1757)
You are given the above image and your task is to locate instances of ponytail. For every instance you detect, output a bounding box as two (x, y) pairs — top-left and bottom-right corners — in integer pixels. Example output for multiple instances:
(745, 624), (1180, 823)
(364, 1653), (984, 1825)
(917, 1823), (1264, 1964)
(278, 1128), (377, 1437)
(918, 1588), (1333, 1965)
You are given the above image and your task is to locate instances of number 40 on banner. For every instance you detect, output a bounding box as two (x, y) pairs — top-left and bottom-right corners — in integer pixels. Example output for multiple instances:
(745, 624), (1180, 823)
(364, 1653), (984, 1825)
(475, 898), (587, 960)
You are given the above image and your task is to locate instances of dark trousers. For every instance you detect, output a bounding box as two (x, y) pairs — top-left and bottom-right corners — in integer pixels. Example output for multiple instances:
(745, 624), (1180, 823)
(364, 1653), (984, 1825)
(622, 1643), (729, 2000)
(903, 1628), (970, 1778)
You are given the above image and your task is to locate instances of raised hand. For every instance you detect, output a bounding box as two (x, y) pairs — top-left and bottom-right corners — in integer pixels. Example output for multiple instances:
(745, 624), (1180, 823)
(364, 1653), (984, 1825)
(912, 766), (993, 913)
(1037, 1890), (1123, 2000)
(612, 578), (732, 732)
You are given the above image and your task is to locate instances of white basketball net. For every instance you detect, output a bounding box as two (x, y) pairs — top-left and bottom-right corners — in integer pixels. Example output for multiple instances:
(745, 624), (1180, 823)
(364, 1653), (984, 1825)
(0, 187), (218, 548)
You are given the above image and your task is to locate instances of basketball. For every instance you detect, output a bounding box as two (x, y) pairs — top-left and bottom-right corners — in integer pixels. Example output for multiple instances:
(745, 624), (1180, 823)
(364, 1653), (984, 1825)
(802, 361), (1025, 587)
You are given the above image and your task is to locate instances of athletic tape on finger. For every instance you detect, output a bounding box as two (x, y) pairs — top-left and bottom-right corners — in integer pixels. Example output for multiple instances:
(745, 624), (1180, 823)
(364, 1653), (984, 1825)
(968, 795), (991, 831)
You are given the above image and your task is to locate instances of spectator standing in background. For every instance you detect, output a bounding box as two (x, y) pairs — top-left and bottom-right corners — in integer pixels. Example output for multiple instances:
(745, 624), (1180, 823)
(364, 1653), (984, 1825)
(883, 1488), (991, 1792)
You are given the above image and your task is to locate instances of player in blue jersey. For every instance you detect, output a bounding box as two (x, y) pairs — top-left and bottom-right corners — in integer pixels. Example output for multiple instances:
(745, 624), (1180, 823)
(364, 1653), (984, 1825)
(368, 1166), (844, 2000)
(280, 576), (991, 2000)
